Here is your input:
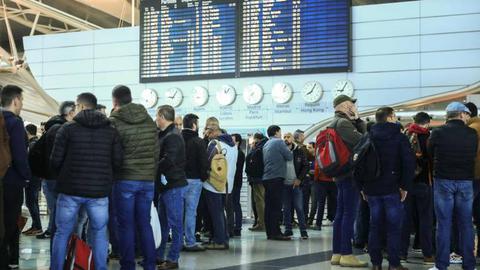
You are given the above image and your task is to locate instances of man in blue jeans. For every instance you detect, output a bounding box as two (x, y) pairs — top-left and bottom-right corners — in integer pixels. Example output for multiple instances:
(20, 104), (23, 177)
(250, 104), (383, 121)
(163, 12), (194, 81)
(181, 114), (208, 251)
(50, 93), (123, 270)
(357, 107), (415, 270)
(428, 102), (478, 270)
(110, 85), (159, 269)
(156, 105), (188, 270)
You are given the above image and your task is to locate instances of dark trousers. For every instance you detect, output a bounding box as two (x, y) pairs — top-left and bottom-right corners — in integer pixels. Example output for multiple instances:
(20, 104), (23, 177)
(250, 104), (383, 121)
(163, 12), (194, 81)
(205, 189), (228, 245)
(302, 181), (312, 222)
(368, 193), (404, 267)
(314, 181), (337, 226)
(400, 183), (434, 258)
(225, 194), (234, 236)
(196, 189), (212, 234)
(231, 185), (242, 231)
(263, 178), (284, 238)
(250, 184), (258, 226)
(0, 185), (23, 268)
(25, 182), (42, 230)
(354, 197), (370, 247)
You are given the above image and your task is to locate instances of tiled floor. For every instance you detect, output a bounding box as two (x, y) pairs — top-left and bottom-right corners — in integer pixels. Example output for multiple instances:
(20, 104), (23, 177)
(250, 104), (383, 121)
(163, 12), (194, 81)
(19, 218), (463, 270)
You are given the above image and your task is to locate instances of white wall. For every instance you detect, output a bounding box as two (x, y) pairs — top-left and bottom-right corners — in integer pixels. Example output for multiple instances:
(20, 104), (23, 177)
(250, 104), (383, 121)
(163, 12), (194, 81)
(23, 0), (480, 134)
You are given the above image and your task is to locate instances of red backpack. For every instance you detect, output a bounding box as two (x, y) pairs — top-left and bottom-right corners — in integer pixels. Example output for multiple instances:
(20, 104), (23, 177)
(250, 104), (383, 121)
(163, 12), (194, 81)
(64, 235), (94, 270)
(315, 127), (351, 177)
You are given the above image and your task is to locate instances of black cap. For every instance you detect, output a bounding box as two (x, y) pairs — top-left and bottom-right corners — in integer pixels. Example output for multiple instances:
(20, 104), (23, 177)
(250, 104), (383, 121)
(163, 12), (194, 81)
(333, 95), (357, 108)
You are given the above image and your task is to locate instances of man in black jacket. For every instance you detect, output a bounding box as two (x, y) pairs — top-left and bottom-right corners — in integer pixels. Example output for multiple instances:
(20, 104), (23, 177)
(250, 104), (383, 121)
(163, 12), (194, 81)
(357, 107), (415, 270)
(50, 93), (123, 270)
(155, 105), (188, 270)
(428, 102), (478, 270)
(181, 113), (208, 252)
(282, 132), (309, 239)
(231, 133), (245, 237)
(246, 133), (267, 231)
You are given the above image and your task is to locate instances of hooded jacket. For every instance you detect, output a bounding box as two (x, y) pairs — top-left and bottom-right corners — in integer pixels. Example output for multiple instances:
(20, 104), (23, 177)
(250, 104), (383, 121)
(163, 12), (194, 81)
(182, 129), (208, 181)
(406, 124), (431, 185)
(2, 110), (30, 187)
(360, 122), (415, 196)
(110, 103), (158, 181)
(157, 123), (188, 192)
(50, 110), (123, 198)
(428, 119), (478, 180)
(204, 133), (238, 194)
(468, 116), (480, 179)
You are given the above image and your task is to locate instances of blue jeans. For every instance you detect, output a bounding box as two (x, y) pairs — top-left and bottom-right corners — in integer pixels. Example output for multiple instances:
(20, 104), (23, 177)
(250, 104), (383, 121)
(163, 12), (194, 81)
(184, 179), (203, 247)
(25, 182), (42, 230)
(205, 189), (228, 244)
(333, 177), (359, 255)
(42, 179), (57, 233)
(51, 194), (109, 270)
(434, 179), (475, 270)
(157, 186), (186, 263)
(114, 180), (156, 270)
(368, 193), (404, 267)
(75, 206), (88, 240)
(282, 185), (307, 232)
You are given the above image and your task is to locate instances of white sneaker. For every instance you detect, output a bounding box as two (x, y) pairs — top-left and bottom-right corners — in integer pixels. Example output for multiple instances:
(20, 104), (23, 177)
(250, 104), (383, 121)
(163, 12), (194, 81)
(427, 267), (438, 270)
(449, 253), (463, 264)
(8, 264), (19, 269)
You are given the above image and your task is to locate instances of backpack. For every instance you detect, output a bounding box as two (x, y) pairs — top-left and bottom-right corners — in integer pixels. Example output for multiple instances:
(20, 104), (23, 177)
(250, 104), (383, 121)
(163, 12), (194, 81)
(64, 234), (94, 270)
(0, 112), (12, 179)
(207, 140), (228, 192)
(245, 145), (264, 178)
(315, 127), (351, 177)
(28, 133), (48, 178)
(406, 132), (424, 177)
(351, 133), (382, 182)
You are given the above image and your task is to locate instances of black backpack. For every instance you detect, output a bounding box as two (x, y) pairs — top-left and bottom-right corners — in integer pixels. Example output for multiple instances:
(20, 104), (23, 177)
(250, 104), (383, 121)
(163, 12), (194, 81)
(28, 133), (48, 178)
(246, 146), (264, 178)
(352, 133), (381, 183)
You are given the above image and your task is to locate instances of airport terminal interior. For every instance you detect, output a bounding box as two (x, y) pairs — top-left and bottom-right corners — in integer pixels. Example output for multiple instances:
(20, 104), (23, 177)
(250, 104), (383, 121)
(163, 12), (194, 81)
(0, 0), (480, 269)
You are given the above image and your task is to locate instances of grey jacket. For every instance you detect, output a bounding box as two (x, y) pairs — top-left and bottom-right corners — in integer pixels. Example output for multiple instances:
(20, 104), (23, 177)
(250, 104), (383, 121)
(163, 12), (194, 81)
(330, 112), (366, 150)
(262, 137), (293, 181)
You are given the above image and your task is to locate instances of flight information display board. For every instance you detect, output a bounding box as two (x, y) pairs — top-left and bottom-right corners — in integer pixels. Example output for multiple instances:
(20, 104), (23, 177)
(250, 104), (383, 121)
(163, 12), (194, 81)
(140, 0), (238, 82)
(139, 0), (350, 82)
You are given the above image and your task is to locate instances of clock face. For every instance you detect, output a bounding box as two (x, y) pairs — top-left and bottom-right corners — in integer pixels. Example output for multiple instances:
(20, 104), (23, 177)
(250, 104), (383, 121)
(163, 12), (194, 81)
(216, 85), (236, 106)
(243, 84), (264, 105)
(141, 88), (158, 108)
(164, 88), (183, 107)
(302, 81), (323, 103)
(272, 82), (293, 104)
(192, 86), (209, 107)
(333, 80), (354, 98)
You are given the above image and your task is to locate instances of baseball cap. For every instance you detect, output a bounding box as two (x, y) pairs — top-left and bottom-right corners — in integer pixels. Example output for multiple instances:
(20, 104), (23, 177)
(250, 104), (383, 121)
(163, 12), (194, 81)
(445, 102), (471, 114)
(333, 95), (357, 108)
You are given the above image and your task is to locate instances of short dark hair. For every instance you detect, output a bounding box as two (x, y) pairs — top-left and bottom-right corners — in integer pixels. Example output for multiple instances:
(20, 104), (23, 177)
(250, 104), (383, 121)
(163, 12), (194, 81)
(25, 124), (37, 136)
(0, 85), (23, 107)
(157, 105), (175, 122)
(375, 107), (395, 123)
(447, 111), (462, 120)
(183, 113), (199, 129)
(77, 92), (97, 109)
(413, 112), (431, 125)
(267, 125), (281, 137)
(59, 101), (75, 116)
(96, 104), (106, 111)
(253, 132), (264, 140)
(112, 85), (132, 106)
(465, 102), (478, 117)
(232, 133), (242, 147)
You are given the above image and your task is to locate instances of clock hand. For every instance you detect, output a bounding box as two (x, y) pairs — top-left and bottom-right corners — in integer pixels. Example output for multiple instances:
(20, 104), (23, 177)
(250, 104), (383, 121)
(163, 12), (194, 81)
(306, 85), (315, 95)
(341, 82), (347, 91)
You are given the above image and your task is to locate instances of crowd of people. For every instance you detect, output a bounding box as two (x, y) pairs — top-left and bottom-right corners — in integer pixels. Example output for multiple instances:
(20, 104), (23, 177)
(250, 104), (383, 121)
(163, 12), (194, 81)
(0, 83), (479, 270)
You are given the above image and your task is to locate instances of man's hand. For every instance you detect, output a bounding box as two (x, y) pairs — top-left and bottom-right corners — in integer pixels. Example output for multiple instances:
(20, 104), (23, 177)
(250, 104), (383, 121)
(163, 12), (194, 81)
(360, 190), (368, 202)
(400, 188), (408, 202)
(293, 179), (301, 188)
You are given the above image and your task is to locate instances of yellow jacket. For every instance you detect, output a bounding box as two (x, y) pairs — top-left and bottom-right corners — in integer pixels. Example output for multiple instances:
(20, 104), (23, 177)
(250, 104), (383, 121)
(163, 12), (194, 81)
(468, 117), (480, 179)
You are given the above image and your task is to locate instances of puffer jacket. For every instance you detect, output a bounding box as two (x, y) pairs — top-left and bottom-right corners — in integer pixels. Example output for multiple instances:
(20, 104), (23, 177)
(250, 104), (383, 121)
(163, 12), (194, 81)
(50, 110), (123, 198)
(110, 103), (158, 181)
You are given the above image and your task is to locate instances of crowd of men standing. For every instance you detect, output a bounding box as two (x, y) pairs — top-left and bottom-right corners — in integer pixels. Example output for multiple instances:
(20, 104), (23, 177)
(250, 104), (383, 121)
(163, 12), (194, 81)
(1, 83), (480, 270)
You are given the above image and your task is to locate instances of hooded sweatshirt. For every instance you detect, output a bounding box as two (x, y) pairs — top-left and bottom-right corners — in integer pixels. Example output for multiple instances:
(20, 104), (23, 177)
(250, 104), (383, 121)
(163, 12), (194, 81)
(204, 133), (238, 194)
(110, 103), (158, 181)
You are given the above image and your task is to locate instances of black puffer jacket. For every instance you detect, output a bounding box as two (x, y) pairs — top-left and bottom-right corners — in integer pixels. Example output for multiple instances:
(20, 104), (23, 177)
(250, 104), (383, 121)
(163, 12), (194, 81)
(50, 110), (123, 198)
(428, 119), (478, 180)
(44, 115), (67, 179)
(157, 124), (188, 192)
(182, 129), (208, 181)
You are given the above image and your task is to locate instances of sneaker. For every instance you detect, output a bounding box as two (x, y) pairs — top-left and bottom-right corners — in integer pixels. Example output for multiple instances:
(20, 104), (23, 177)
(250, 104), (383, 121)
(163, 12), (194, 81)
(22, 227), (35, 234)
(331, 254), (341, 265)
(399, 256), (407, 263)
(25, 228), (43, 236)
(339, 255), (369, 267)
(183, 244), (206, 252)
(158, 261), (179, 270)
(427, 267), (439, 270)
(8, 264), (19, 269)
(450, 253), (463, 264)
(195, 232), (202, 242)
(36, 231), (51, 239)
(301, 231), (309, 240)
(284, 230), (293, 237)
(248, 225), (265, 232)
(423, 256), (435, 265)
(204, 243), (228, 250)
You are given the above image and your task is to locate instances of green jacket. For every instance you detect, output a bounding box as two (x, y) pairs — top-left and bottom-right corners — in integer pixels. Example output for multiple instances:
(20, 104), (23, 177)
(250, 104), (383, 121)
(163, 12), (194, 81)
(110, 103), (158, 181)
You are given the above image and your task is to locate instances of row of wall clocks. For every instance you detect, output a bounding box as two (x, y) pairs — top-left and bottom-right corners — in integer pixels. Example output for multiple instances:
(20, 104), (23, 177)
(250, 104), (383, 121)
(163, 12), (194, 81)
(141, 80), (355, 108)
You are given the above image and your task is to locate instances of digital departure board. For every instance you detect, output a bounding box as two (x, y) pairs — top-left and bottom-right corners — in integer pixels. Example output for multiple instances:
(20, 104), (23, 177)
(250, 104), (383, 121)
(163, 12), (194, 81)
(139, 0), (350, 82)
(140, 0), (238, 82)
